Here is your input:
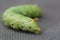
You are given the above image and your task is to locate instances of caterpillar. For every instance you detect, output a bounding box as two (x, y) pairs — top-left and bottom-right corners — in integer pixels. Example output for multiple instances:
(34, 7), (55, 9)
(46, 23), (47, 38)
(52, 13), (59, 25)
(2, 5), (42, 34)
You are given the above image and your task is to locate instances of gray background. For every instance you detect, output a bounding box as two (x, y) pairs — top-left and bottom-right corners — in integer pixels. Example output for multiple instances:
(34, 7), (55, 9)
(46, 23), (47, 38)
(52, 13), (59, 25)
(0, 0), (60, 40)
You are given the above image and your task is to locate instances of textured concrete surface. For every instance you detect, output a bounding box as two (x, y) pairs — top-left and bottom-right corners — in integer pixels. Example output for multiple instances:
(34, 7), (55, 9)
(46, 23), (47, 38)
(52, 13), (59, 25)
(0, 0), (60, 40)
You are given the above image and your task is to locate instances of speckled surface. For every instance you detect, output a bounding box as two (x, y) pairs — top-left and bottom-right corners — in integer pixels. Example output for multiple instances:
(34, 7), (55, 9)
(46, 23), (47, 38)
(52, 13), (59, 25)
(0, 0), (60, 40)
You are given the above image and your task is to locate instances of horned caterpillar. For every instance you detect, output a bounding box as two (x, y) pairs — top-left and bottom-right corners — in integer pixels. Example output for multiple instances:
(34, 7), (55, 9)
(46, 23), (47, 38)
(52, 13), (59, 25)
(2, 5), (42, 34)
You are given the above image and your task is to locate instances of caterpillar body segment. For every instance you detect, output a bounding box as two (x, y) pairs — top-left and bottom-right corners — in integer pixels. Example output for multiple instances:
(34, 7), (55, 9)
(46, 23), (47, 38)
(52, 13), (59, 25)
(8, 5), (42, 18)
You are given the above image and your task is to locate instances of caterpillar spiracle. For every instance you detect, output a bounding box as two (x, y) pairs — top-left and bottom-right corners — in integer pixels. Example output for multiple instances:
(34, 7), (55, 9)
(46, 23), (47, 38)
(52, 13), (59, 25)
(2, 5), (42, 34)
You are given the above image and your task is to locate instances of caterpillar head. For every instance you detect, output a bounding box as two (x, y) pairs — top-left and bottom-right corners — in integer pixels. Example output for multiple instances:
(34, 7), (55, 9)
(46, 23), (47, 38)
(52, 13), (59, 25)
(19, 20), (41, 34)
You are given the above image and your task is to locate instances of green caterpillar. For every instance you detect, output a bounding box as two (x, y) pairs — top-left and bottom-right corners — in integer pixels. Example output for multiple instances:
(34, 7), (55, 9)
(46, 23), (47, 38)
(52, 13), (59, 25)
(2, 5), (42, 34)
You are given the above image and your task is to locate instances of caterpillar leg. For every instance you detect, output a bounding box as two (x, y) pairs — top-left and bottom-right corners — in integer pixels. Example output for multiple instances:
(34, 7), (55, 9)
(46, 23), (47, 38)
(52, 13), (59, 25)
(34, 29), (41, 34)
(33, 18), (40, 21)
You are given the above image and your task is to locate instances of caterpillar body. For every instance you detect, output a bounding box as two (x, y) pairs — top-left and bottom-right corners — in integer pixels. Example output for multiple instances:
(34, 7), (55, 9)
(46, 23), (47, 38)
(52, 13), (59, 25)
(2, 5), (42, 34)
